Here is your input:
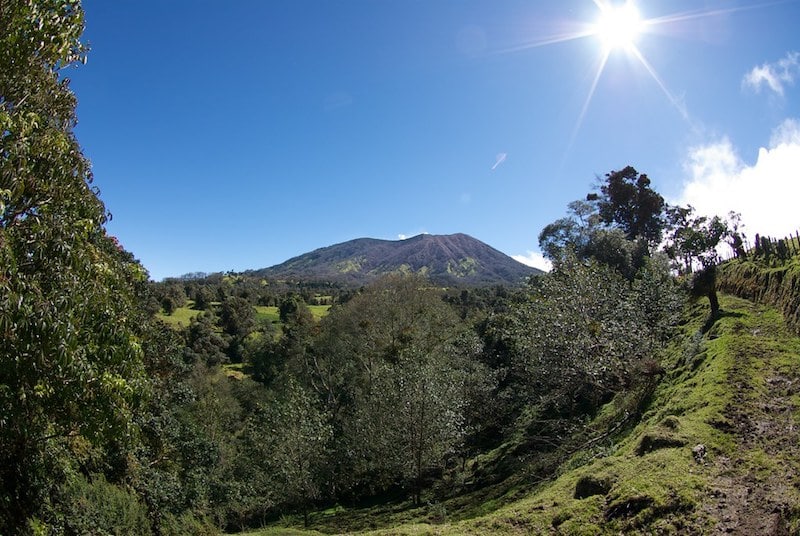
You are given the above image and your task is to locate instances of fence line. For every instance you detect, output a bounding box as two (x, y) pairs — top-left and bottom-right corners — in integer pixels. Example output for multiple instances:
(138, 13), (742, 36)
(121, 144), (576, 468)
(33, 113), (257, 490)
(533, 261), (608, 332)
(718, 229), (800, 264)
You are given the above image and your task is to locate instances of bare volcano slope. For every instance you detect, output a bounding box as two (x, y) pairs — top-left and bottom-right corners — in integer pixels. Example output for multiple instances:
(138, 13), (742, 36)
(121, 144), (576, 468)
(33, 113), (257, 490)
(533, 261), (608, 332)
(254, 233), (541, 286)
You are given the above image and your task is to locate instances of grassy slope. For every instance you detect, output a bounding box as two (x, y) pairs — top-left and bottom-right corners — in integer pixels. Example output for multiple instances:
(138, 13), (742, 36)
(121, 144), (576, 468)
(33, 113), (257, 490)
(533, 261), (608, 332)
(242, 294), (800, 535)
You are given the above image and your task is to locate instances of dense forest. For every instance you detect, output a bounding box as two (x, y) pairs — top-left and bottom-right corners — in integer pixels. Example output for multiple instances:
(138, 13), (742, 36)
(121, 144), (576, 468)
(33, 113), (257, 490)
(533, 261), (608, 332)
(3, 2), (794, 535)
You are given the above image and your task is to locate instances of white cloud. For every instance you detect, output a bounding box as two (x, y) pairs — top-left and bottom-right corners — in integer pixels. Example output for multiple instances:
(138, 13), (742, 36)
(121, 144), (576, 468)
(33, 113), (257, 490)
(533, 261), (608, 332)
(770, 117), (800, 146)
(397, 231), (428, 241)
(491, 152), (507, 171)
(513, 251), (552, 272)
(743, 51), (799, 97)
(679, 118), (800, 239)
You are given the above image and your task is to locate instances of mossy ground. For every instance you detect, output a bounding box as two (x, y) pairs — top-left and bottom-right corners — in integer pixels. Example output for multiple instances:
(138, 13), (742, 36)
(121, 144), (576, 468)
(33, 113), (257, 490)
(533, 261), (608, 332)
(240, 294), (800, 535)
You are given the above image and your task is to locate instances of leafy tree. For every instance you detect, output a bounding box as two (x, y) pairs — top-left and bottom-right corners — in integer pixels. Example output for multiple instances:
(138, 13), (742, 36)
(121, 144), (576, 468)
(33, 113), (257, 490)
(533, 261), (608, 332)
(247, 334), (286, 385)
(218, 296), (256, 361)
(589, 165), (666, 244)
(503, 255), (678, 427)
(219, 296), (255, 339)
(538, 199), (598, 261)
(663, 205), (733, 319)
(306, 275), (482, 503)
(539, 196), (648, 279)
(155, 282), (188, 315)
(183, 311), (228, 366)
(192, 286), (214, 311)
(263, 379), (331, 526)
(0, 1), (151, 530)
(583, 228), (649, 280)
(278, 294), (315, 357)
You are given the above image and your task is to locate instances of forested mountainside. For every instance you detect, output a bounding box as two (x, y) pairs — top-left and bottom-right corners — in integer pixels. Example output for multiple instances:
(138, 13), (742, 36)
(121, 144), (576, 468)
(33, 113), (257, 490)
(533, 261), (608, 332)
(251, 233), (541, 287)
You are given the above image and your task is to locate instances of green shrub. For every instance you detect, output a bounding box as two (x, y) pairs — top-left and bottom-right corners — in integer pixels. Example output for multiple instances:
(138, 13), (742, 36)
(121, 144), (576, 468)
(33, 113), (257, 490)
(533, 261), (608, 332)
(159, 511), (220, 536)
(61, 474), (151, 535)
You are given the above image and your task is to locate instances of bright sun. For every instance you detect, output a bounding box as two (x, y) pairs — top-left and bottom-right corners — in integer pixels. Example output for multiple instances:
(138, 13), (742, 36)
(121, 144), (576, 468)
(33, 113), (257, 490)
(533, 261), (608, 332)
(594, 2), (643, 52)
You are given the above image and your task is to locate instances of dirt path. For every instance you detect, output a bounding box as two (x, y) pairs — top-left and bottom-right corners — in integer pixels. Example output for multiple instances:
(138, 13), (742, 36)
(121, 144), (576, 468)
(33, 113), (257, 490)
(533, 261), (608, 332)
(704, 307), (800, 535)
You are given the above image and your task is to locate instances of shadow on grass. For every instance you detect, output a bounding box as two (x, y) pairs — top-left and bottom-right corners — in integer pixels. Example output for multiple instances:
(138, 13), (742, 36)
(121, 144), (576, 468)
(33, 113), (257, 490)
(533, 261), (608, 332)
(702, 308), (745, 334)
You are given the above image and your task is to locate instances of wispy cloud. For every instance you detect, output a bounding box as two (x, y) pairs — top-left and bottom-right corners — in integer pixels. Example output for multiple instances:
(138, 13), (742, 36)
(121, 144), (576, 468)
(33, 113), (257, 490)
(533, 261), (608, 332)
(743, 51), (799, 97)
(512, 251), (552, 272)
(678, 118), (800, 238)
(491, 152), (507, 171)
(397, 230), (428, 241)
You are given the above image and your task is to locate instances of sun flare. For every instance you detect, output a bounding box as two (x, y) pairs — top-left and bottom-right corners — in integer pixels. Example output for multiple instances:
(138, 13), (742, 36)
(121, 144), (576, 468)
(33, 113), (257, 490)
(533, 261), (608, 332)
(593, 2), (643, 52)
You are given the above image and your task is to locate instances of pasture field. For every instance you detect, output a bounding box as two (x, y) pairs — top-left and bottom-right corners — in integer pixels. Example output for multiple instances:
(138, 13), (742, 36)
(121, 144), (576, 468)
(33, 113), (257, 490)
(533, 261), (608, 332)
(308, 304), (331, 320)
(156, 301), (201, 327)
(254, 305), (331, 325)
(254, 306), (281, 325)
(159, 303), (330, 330)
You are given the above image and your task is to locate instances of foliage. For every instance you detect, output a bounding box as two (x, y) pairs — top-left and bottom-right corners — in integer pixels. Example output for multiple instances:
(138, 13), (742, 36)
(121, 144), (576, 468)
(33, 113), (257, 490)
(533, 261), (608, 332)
(663, 206), (742, 320)
(506, 255), (678, 418)
(538, 200), (598, 261)
(258, 379), (332, 525)
(590, 165), (666, 245)
(182, 311), (228, 366)
(663, 205), (732, 274)
(242, 295), (800, 536)
(0, 1), (152, 530)
(219, 296), (256, 361)
(306, 275), (486, 503)
(60, 474), (152, 535)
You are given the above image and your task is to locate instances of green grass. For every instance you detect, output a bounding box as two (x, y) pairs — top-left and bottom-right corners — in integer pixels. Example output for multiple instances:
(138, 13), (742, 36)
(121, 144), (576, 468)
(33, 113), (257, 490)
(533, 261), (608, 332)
(254, 306), (282, 325)
(255, 305), (331, 324)
(238, 294), (800, 535)
(159, 303), (331, 331)
(156, 302), (202, 327)
(308, 304), (331, 320)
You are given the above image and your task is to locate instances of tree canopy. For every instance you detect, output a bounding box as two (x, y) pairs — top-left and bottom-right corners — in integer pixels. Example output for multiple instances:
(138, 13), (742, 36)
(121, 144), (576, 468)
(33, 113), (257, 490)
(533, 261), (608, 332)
(1, 1), (152, 530)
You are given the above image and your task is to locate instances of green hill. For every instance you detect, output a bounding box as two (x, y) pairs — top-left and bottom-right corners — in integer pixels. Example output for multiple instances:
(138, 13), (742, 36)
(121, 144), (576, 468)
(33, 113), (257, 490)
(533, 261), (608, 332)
(240, 292), (800, 534)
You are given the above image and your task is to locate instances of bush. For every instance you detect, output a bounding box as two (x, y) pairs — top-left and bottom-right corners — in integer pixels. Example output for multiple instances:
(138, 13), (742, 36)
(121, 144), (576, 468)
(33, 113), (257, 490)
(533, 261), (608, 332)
(61, 474), (152, 535)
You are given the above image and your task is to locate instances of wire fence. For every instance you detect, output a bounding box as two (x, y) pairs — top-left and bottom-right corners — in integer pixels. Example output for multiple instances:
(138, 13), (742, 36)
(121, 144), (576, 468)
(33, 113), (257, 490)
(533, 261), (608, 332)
(719, 229), (800, 264)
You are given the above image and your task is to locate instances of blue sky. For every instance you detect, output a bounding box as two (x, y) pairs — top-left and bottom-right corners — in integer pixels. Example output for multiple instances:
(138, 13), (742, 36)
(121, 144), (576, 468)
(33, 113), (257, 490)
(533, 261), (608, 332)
(70, 0), (800, 280)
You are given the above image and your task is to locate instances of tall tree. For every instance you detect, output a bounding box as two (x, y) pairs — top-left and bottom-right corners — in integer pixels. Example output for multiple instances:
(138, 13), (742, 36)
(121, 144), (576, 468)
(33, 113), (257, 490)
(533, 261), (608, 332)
(0, 1), (149, 530)
(538, 200), (599, 262)
(590, 166), (666, 244)
(218, 296), (256, 361)
(663, 205), (734, 319)
(307, 275), (481, 502)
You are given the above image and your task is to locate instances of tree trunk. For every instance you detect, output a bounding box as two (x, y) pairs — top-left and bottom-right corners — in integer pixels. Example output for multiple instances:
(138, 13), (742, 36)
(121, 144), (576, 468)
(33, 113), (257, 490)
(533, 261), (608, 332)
(708, 289), (720, 319)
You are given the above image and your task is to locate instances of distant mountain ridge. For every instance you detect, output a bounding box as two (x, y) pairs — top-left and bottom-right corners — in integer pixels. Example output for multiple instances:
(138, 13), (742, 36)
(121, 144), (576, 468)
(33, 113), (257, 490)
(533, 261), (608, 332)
(252, 233), (541, 286)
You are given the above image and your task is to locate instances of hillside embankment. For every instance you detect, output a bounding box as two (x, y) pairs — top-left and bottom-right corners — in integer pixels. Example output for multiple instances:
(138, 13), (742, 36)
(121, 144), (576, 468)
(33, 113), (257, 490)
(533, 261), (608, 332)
(718, 258), (800, 334)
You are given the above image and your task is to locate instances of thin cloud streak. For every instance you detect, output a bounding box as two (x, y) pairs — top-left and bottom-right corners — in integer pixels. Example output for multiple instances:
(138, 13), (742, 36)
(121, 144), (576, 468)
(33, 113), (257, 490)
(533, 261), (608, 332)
(491, 153), (507, 171)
